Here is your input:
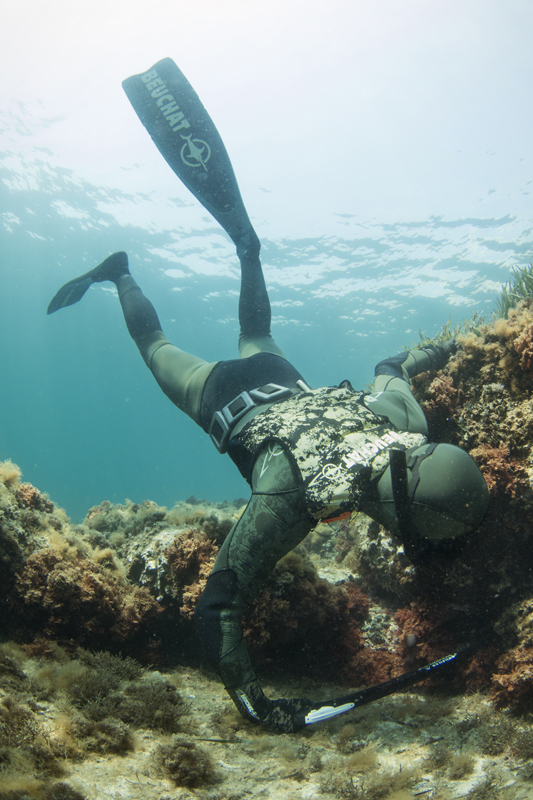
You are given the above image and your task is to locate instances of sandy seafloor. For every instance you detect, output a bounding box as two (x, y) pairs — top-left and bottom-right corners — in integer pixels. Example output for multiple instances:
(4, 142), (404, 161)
(34, 680), (530, 800)
(8, 638), (533, 800)
(3, 546), (533, 800)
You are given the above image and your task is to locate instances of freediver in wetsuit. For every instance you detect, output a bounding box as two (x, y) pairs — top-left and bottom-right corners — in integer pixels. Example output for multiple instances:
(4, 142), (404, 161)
(47, 58), (490, 733)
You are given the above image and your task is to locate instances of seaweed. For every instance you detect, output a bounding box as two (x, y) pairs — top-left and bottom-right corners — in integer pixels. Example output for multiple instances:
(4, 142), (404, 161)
(82, 677), (185, 732)
(0, 781), (88, 800)
(493, 262), (533, 319)
(414, 262), (533, 348)
(31, 648), (185, 733)
(491, 645), (533, 712)
(164, 529), (219, 620)
(152, 736), (217, 787)
(0, 692), (67, 795)
(9, 547), (159, 650)
(0, 461), (22, 490)
(416, 310), (487, 346)
(468, 444), (530, 499)
(43, 784), (87, 800)
(321, 763), (422, 799)
(74, 716), (134, 754)
(243, 548), (375, 684)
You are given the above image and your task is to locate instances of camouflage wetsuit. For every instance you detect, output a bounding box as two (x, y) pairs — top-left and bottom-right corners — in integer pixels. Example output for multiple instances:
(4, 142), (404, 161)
(192, 347), (431, 730)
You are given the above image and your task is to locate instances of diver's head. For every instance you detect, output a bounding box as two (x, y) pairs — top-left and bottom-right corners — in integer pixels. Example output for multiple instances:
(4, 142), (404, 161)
(367, 443), (490, 542)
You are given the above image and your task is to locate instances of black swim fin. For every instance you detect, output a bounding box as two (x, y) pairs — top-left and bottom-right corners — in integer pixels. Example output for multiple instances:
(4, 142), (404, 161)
(47, 252), (129, 314)
(47, 276), (93, 314)
(122, 59), (258, 257)
(294, 642), (479, 727)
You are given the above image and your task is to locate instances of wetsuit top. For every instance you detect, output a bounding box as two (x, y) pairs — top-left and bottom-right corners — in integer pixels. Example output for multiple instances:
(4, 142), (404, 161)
(230, 384), (426, 521)
(198, 351), (428, 521)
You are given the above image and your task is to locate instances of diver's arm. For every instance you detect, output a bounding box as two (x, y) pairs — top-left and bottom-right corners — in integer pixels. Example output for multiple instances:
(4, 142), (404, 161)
(374, 340), (457, 385)
(365, 342), (456, 434)
(194, 443), (316, 732)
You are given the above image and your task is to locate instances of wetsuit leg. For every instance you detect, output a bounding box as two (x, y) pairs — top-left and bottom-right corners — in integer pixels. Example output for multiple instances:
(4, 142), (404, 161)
(238, 235), (270, 339)
(236, 235), (287, 359)
(374, 342), (457, 382)
(116, 274), (217, 424)
(116, 273), (163, 345)
(194, 441), (316, 730)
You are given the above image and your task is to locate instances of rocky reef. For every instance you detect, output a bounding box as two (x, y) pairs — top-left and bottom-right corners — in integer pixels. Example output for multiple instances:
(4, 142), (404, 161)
(410, 299), (533, 707)
(1, 302), (533, 798)
(305, 300), (533, 710)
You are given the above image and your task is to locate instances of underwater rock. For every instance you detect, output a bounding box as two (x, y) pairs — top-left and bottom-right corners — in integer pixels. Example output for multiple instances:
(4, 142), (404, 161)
(242, 547), (403, 688)
(83, 498), (236, 609)
(82, 502), (381, 684)
(345, 514), (417, 602)
(118, 525), (219, 613)
(83, 498), (237, 620)
(0, 474), (388, 686)
(491, 596), (533, 710)
(0, 463), (160, 652)
(405, 302), (533, 698)
(163, 529), (219, 619)
(9, 544), (160, 650)
(491, 644), (533, 712)
(84, 496), (238, 546)
(296, 302), (533, 705)
(0, 461), (62, 592)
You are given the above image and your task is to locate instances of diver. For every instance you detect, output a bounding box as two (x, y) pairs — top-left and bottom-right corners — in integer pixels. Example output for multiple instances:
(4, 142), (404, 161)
(47, 58), (490, 733)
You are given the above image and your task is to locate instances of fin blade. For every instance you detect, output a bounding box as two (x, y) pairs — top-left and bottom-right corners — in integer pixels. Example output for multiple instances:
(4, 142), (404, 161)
(47, 277), (92, 314)
(122, 58), (256, 249)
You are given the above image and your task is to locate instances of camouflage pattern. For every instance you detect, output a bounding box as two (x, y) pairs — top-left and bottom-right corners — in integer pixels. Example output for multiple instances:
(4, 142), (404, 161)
(236, 385), (427, 520)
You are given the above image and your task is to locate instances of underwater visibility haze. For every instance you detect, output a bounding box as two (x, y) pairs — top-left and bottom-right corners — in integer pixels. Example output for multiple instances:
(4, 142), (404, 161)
(1, 0), (533, 521)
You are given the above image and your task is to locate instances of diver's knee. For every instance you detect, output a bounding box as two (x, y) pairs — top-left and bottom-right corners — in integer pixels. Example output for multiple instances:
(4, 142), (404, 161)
(195, 569), (238, 627)
(195, 569), (240, 666)
(374, 352), (409, 379)
(236, 229), (261, 262)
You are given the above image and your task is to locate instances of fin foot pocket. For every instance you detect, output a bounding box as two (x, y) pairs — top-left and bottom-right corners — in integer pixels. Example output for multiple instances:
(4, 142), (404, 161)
(47, 252), (129, 314)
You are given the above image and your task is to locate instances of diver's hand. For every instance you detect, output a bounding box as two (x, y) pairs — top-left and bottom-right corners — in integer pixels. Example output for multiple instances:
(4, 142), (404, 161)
(422, 339), (458, 370)
(258, 696), (314, 733)
(229, 682), (313, 733)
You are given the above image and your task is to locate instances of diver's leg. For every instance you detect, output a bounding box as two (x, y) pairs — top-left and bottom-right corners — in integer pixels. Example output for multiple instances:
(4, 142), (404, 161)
(370, 342), (458, 433)
(116, 273), (163, 349)
(49, 251), (216, 423)
(237, 238), (286, 359)
(114, 273), (217, 424)
(238, 235), (270, 338)
(194, 442), (315, 731)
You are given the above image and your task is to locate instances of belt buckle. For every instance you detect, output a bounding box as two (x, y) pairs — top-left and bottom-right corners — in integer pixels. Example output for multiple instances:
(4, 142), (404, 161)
(209, 385), (293, 454)
(209, 391), (256, 453)
(249, 383), (292, 403)
(209, 411), (231, 453)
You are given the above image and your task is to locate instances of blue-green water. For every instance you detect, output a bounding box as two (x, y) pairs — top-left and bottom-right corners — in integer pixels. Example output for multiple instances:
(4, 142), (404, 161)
(1, 110), (531, 521)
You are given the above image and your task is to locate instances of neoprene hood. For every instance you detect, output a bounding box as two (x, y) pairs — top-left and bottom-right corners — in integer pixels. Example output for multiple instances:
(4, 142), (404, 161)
(374, 443), (490, 541)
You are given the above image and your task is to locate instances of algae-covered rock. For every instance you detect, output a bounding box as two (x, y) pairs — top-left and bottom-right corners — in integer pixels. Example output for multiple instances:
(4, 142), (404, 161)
(83, 498), (239, 618)
(0, 461), (61, 584)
